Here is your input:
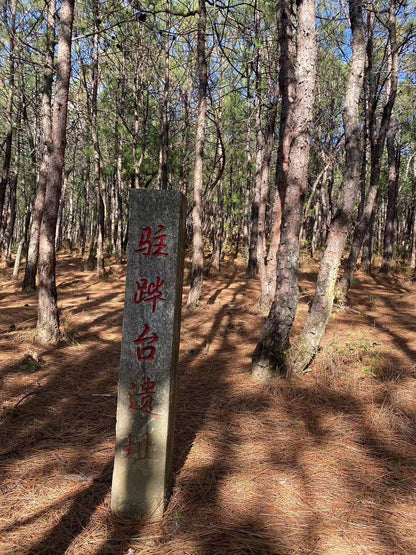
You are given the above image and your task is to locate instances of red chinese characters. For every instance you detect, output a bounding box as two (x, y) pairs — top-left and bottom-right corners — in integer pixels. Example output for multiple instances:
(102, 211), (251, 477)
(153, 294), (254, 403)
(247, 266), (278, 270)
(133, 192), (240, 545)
(135, 225), (168, 257)
(134, 325), (158, 361)
(122, 433), (156, 460)
(134, 277), (166, 313)
(128, 378), (159, 418)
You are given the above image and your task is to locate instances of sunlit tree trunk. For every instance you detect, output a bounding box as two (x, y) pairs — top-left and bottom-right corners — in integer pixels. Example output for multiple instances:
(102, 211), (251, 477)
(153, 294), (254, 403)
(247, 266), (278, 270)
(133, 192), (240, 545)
(251, 0), (316, 380)
(340, 1), (398, 295)
(246, 7), (261, 278)
(257, 76), (280, 311)
(288, 0), (366, 374)
(186, 0), (208, 310)
(0, 0), (16, 234)
(37, 0), (74, 344)
(23, 0), (55, 292)
(263, 0), (296, 303)
(92, 1), (105, 276)
(158, 0), (170, 190)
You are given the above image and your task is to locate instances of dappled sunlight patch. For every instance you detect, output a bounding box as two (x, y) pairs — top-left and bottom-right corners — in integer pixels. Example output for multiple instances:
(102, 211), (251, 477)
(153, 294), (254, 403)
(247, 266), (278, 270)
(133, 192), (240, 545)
(1, 254), (416, 552)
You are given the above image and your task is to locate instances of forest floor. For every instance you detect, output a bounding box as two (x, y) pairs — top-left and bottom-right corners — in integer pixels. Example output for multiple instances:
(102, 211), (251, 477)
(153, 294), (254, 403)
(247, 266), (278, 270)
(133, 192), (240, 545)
(1, 252), (416, 554)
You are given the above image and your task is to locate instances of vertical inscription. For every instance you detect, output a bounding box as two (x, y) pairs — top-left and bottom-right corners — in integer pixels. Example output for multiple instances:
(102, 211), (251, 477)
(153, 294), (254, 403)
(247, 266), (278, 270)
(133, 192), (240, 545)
(111, 191), (186, 520)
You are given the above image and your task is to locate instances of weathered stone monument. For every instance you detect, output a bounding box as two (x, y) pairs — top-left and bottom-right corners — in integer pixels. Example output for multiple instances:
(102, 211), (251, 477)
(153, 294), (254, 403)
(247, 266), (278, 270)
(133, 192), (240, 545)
(111, 190), (186, 519)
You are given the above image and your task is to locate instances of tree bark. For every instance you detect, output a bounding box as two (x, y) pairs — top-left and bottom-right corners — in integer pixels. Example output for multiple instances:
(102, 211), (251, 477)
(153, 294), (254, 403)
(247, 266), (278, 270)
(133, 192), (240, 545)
(157, 0), (170, 190)
(4, 171), (17, 267)
(91, 1), (104, 276)
(251, 0), (317, 380)
(186, 0), (208, 310)
(257, 76), (280, 311)
(340, 1), (398, 295)
(36, 0), (74, 344)
(261, 0), (296, 305)
(22, 0), (55, 292)
(380, 114), (399, 273)
(288, 0), (366, 374)
(0, 0), (16, 233)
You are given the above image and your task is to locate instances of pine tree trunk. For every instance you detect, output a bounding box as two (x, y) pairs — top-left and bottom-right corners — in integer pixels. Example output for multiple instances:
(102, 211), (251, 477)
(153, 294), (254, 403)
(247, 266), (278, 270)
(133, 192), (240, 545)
(243, 65), (254, 260)
(186, 0), (208, 310)
(55, 170), (68, 251)
(37, 0), (74, 344)
(158, 0), (170, 190)
(5, 171), (17, 267)
(0, 0), (16, 233)
(13, 210), (31, 280)
(258, 77), (280, 312)
(261, 0), (296, 302)
(251, 0), (317, 380)
(411, 156), (416, 271)
(287, 0), (366, 374)
(340, 1), (398, 296)
(380, 115), (399, 273)
(246, 45), (263, 278)
(361, 209), (375, 273)
(22, 0), (55, 292)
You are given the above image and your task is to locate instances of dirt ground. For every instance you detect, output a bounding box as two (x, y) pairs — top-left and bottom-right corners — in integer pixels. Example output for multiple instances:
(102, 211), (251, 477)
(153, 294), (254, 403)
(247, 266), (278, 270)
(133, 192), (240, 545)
(1, 252), (416, 554)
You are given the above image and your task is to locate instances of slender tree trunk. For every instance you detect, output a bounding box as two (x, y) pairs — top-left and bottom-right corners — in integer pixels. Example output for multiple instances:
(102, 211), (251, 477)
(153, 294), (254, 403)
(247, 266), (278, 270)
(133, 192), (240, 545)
(13, 210), (31, 280)
(340, 1), (398, 296)
(5, 171), (17, 267)
(115, 125), (124, 262)
(380, 114), (399, 273)
(186, 0), (208, 310)
(287, 0), (366, 374)
(23, 0), (55, 292)
(361, 208), (375, 273)
(37, 0), (75, 344)
(55, 170), (68, 251)
(262, 0), (296, 300)
(131, 41), (148, 190)
(244, 74), (253, 258)
(251, 0), (317, 380)
(247, 9), (267, 278)
(258, 77), (280, 311)
(411, 156), (416, 271)
(0, 0), (16, 233)
(158, 0), (170, 190)
(179, 74), (192, 195)
(91, 2), (104, 276)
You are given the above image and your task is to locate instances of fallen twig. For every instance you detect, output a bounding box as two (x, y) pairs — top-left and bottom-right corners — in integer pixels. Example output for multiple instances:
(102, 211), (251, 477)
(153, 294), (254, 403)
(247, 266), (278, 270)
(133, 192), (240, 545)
(14, 389), (49, 408)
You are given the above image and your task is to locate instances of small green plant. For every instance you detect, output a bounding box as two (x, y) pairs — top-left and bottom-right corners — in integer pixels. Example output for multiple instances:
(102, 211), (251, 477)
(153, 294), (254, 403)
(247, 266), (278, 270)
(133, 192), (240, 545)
(20, 359), (40, 373)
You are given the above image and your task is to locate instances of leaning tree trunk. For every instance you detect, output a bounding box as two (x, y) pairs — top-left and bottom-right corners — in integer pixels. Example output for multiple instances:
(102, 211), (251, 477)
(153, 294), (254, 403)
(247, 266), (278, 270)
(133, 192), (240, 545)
(22, 0), (55, 292)
(251, 0), (317, 380)
(186, 0), (208, 310)
(340, 0), (398, 296)
(287, 0), (366, 374)
(0, 0), (16, 234)
(37, 0), (74, 344)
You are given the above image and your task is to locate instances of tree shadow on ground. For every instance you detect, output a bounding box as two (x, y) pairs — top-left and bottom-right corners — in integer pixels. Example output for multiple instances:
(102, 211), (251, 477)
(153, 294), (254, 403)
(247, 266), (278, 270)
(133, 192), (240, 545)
(2, 258), (416, 554)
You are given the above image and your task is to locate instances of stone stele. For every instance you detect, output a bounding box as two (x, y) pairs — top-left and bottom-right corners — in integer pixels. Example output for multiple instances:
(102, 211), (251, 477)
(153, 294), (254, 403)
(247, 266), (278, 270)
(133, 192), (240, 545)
(111, 190), (186, 519)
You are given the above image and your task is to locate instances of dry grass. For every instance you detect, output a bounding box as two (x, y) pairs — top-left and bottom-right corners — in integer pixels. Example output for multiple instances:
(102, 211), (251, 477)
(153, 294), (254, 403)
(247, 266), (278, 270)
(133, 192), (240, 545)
(1, 253), (416, 554)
